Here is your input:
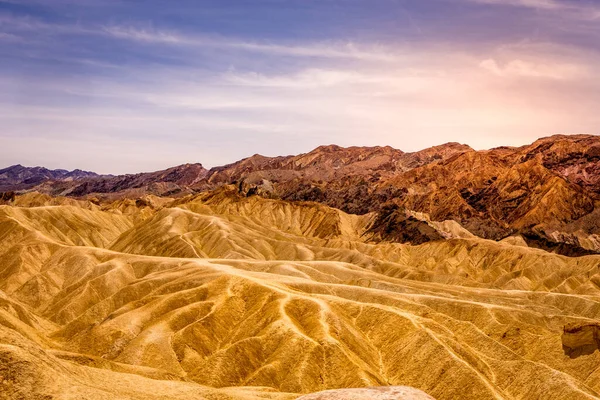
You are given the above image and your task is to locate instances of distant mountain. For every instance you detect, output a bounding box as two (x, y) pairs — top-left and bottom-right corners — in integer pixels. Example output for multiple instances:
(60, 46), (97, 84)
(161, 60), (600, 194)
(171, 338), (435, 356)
(0, 163), (208, 198)
(206, 142), (471, 186)
(2, 134), (600, 255)
(0, 164), (101, 191)
(0, 143), (469, 199)
(63, 163), (208, 198)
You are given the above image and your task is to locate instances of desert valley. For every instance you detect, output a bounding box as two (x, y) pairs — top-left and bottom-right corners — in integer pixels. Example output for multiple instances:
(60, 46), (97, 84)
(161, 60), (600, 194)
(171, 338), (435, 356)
(1, 135), (600, 399)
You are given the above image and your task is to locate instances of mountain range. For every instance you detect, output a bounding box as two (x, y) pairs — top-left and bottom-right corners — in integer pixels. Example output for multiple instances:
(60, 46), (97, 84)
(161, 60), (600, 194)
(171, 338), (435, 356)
(3, 134), (600, 256)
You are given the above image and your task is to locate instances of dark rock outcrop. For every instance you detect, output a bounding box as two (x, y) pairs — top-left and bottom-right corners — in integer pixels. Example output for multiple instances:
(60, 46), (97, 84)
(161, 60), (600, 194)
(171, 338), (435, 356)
(365, 204), (444, 245)
(562, 322), (600, 358)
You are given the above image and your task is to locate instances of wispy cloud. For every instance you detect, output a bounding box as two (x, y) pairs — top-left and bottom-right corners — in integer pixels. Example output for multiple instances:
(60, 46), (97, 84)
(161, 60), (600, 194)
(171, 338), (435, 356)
(469, 0), (563, 9)
(224, 69), (387, 89)
(0, 32), (19, 41)
(466, 0), (600, 19)
(0, 12), (93, 35)
(0, 13), (401, 62)
(479, 58), (584, 79)
(101, 25), (400, 62)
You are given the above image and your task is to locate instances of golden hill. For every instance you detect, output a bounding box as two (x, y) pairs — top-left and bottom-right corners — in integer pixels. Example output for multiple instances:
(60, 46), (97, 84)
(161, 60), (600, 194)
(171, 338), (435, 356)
(2, 189), (600, 399)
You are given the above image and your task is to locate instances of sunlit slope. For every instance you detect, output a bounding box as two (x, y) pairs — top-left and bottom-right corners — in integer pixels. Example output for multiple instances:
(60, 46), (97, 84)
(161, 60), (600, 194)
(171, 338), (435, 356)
(0, 323), (294, 400)
(0, 204), (132, 305)
(2, 192), (600, 399)
(109, 189), (368, 259)
(107, 191), (600, 294)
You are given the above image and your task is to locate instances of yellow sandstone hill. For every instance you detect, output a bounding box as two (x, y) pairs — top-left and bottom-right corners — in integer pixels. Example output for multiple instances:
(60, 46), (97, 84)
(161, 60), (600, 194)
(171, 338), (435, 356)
(2, 188), (600, 399)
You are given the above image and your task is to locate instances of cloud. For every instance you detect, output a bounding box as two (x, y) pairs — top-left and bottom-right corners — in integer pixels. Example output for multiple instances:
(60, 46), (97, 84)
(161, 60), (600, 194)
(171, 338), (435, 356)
(0, 14), (401, 62)
(466, 0), (600, 19)
(0, 32), (19, 41)
(479, 58), (584, 79)
(101, 25), (183, 44)
(469, 0), (563, 9)
(0, 12), (93, 36)
(101, 25), (400, 62)
(224, 69), (384, 89)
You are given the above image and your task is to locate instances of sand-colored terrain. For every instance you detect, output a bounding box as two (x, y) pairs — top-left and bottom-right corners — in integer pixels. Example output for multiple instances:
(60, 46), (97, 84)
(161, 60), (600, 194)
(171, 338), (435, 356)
(2, 189), (600, 399)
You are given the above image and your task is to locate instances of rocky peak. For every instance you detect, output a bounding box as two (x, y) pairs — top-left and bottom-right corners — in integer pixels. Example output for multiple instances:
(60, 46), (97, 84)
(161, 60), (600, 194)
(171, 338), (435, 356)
(396, 142), (473, 170)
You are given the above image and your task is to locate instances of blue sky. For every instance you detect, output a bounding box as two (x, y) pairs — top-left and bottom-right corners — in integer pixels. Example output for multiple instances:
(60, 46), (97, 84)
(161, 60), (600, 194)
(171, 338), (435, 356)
(1, 0), (599, 173)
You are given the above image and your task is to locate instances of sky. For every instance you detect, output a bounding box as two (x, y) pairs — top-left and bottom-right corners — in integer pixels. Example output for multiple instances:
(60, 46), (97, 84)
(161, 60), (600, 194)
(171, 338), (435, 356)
(0, 0), (599, 174)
